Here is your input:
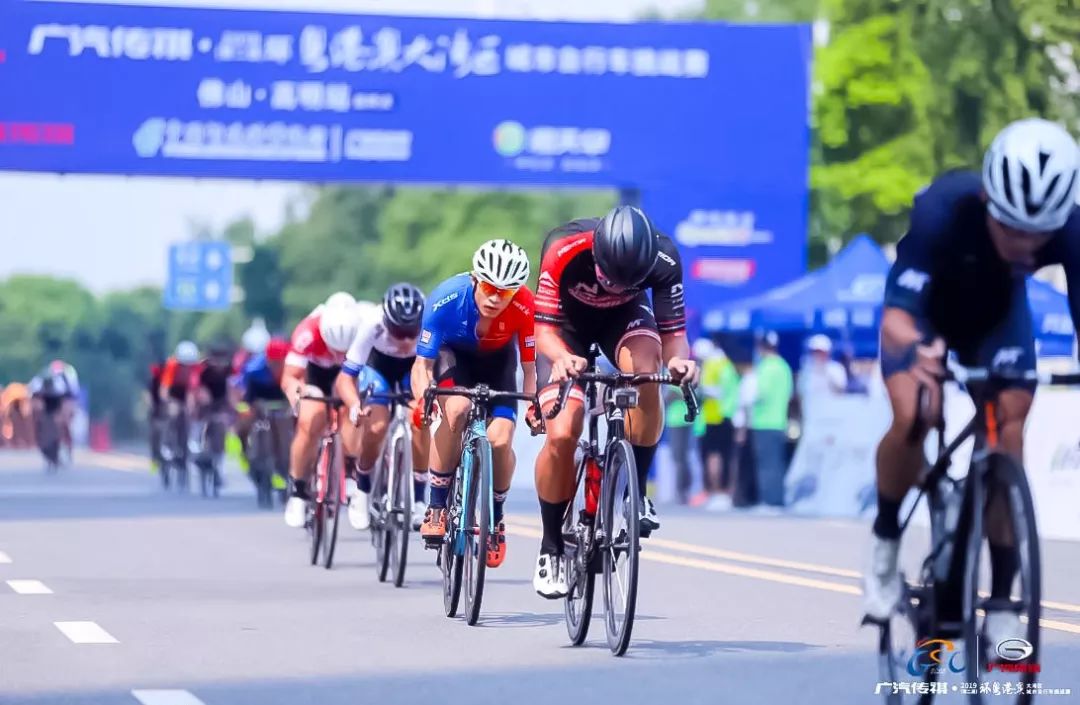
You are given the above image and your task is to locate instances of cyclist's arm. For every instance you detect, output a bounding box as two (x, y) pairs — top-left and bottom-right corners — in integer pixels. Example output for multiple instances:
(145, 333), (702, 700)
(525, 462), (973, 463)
(650, 236), (689, 367)
(411, 355), (436, 403)
(660, 332), (690, 367)
(536, 324), (573, 362)
(334, 370), (362, 411)
(1044, 218), (1080, 353)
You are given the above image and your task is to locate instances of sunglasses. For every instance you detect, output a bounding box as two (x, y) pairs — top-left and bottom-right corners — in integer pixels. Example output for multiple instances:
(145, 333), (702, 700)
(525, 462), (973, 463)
(475, 278), (518, 301)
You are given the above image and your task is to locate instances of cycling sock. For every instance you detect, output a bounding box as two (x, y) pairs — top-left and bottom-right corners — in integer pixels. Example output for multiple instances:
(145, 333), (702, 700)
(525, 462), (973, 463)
(631, 443), (659, 497)
(872, 493), (902, 540)
(429, 468), (454, 509)
(289, 476), (308, 500)
(989, 543), (1019, 600)
(355, 459), (373, 493)
(413, 469), (428, 502)
(493, 487), (510, 524)
(539, 498), (569, 555)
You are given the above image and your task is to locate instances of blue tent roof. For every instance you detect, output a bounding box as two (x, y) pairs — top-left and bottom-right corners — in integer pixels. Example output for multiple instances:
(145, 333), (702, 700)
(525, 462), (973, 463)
(703, 235), (889, 333)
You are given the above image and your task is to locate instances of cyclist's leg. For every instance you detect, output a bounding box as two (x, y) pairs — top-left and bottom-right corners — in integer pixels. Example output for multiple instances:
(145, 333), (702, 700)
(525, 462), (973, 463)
(973, 280), (1036, 640)
(535, 326), (589, 557)
(288, 368), (335, 492)
(607, 299), (664, 503)
(421, 349), (471, 538)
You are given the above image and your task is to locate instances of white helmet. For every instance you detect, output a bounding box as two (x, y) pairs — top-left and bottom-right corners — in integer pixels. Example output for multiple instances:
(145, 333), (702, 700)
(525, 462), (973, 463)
(241, 319), (271, 354)
(319, 304), (359, 353)
(175, 340), (199, 365)
(325, 291), (357, 309)
(983, 118), (1079, 233)
(472, 239), (530, 289)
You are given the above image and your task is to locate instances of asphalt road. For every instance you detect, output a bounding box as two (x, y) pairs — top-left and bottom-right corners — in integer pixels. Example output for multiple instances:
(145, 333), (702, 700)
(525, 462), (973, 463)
(2, 449), (1079, 705)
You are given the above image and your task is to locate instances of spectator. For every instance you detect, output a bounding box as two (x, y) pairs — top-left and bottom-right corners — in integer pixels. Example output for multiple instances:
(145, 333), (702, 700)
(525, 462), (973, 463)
(1, 382), (33, 448)
(694, 338), (740, 510)
(798, 334), (848, 420)
(664, 385), (702, 504)
(745, 331), (794, 508)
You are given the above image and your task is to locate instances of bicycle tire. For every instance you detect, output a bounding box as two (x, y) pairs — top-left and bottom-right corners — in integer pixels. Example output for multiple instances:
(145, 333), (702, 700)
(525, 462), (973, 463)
(309, 499), (324, 566)
(464, 438), (491, 626)
(564, 454), (595, 646)
(966, 454), (1041, 705)
(962, 455), (987, 703)
(442, 471), (464, 618)
(322, 452), (342, 569)
(373, 448), (392, 583)
(391, 431), (411, 588)
(875, 581), (940, 705)
(601, 439), (640, 656)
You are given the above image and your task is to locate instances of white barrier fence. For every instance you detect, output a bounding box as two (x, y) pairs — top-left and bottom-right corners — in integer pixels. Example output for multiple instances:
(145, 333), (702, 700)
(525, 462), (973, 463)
(782, 385), (1080, 542)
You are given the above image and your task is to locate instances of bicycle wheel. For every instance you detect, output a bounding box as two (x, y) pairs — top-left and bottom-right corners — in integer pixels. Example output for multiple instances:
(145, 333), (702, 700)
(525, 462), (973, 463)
(390, 431), (412, 588)
(442, 473), (464, 618)
(564, 454), (595, 646)
(601, 439), (640, 656)
(372, 451), (392, 582)
(876, 581), (940, 705)
(321, 452), (342, 570)
(309, 498), (324, 566)
(966, 454), (1041, 705)
(464, 438), (491, 626)
(962, 456), (987, 703)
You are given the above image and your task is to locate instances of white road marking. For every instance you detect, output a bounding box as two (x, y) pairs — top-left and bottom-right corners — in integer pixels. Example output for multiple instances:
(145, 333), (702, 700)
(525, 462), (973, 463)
(132, 690), (206, 705)
(54, 621), (118, 644)
(0, 551), (11, 564)
(7, 579), (52, 594)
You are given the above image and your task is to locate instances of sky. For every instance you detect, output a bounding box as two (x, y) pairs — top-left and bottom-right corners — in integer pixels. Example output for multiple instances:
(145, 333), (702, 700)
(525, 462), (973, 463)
(0, 0), (703, 292)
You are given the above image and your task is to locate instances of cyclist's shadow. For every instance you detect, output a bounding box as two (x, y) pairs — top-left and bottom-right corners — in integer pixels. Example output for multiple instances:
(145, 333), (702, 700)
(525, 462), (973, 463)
(616, 638), (820, 660)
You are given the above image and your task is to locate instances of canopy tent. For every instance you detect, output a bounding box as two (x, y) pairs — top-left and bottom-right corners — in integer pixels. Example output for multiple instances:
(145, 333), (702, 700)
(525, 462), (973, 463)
(702, 235), (1076, 360)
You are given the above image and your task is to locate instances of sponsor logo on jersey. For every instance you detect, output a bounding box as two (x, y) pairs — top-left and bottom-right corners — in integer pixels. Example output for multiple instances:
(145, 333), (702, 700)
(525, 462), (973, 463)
(991, 347), (1024, 368)
(512, 300), (531, 315)
(293, 329), (314, 352)
(420, 330), (432, 344)
(432, 291), (459, 311)
(627, 318), (644, 329)
(557, 237), (589, 258)
(568, 282), (636, 307)
(524, 336), (535, 348)
(657, 250), (676, 267)
(897, 269), (930, 293)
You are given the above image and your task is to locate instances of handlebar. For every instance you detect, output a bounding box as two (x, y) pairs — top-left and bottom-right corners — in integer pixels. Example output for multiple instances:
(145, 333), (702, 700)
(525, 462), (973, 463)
(547, 371), (700, 422)
(357, 384), (414, 405)
(422, 385), (545, 435)
(943, 358), (1080, 386)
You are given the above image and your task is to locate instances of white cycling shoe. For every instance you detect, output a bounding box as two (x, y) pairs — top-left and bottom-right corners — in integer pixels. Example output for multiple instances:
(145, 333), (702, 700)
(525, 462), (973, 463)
(863, 535), (902, 622)
(284, 497), (307, 529)
(348, 488), (370, 531)
(533, 552), (568, 600)
(984, 610), (1025, 658)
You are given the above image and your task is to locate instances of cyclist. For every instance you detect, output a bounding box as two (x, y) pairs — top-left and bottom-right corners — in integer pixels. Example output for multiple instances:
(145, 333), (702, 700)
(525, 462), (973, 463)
(336, 283), (428, 531)
(190, 343), (238, 486)
(864, 118), (1080, 650)
(236, 337), (292, 486)
(147, 359), (166, 466)
(29, 360), (81, 461)
(1, 382), (32, 448)
(410, 239), (540, 569)
(281, 294), (363, 528)
(159, 341), (202, 465)
(532, 205), (698, 598)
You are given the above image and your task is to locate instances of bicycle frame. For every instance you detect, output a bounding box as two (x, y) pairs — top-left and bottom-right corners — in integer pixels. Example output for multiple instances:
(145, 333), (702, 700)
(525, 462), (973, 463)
(452, 409), (494, 556)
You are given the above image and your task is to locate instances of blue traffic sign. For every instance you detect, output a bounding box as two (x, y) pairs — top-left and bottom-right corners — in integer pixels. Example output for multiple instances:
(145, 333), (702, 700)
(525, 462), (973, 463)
(164, 241), (233, 311)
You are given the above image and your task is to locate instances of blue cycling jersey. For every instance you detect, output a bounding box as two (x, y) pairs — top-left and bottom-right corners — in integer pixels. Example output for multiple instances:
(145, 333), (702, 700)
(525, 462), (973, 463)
(240, 353), (285, 402)
(416, 273), (535, 361)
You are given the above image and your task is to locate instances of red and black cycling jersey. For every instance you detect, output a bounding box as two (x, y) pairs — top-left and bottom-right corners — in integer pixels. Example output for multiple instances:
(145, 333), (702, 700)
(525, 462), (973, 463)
(535, 218), (687, 335)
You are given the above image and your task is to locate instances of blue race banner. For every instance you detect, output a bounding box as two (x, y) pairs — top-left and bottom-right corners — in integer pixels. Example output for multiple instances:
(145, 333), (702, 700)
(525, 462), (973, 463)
(0, 0), (811, 305)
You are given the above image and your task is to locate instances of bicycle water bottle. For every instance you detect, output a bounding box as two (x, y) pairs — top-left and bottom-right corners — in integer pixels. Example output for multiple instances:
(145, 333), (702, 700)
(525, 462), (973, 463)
(584, 457), (602, 516)
(933, 477), (962, 580)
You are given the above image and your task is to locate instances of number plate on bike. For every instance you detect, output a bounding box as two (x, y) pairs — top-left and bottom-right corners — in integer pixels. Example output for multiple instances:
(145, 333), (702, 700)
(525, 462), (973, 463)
(613, 388), (639, 409)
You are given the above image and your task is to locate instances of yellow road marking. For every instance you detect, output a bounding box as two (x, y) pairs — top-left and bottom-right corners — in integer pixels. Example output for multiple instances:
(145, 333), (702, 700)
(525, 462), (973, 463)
(503, 520), (1080, 636)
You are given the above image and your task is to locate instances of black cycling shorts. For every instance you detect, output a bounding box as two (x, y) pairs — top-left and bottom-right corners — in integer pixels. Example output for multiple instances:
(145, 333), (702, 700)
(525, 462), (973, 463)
(434, 345), (519, 422)
(536, 293), (661, 406)
(305, 363), (341, 397)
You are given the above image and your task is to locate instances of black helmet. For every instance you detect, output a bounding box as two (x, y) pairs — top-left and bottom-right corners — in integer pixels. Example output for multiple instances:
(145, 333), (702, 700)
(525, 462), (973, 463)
(382, 283), (425, 337)
(592, 205), (659, 289)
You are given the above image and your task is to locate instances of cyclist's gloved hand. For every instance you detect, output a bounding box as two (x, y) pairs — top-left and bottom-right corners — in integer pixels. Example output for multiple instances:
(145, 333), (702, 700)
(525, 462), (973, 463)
(668, 356), (700, 386)
(551, 353), (588, 383)
(912, 338), (946, 388)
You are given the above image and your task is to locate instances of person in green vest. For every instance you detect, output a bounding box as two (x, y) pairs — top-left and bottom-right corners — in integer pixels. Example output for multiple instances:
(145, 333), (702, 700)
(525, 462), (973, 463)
(746, 331), (793, 507)
(693, 338), (740, 509)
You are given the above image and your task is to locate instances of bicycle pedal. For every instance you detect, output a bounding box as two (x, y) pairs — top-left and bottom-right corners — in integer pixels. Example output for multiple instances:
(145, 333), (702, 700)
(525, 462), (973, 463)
(639, 528), (653, 539)
(422, 536), (442, 550)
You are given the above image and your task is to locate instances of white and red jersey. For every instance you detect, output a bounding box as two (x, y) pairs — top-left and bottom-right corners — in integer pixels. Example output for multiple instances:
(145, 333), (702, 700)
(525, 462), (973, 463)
(285, 313), (345, 370)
